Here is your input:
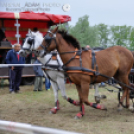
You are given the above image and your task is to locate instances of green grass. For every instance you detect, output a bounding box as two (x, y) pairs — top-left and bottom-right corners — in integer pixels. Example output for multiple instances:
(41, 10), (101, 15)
(0, 84), (134, 134)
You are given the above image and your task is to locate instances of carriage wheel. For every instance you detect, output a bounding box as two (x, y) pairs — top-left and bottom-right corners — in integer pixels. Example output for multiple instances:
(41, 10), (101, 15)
(117, 90), (126, 107)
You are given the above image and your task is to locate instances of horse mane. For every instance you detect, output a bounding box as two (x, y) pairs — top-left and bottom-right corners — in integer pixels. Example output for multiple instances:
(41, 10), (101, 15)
(57, 30), (81, 49)
(26, 31), (43, 39)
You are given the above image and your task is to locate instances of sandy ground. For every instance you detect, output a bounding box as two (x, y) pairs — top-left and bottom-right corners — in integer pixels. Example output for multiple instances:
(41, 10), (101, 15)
(0, 83), (134, 134)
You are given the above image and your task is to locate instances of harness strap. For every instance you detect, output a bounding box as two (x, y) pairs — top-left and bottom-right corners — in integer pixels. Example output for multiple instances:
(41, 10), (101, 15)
(45, 57), (52, 66)
(44, 52), (62, 71)
(52, 55), (57, 60)
(40, 44), (46, 50)
(67, 70), (94, 76)
(43, 69), (57, 83)
(62, 49), (97, 78)
(92, 51), (95, 69)
(91, 51), (99, 83)
(63, 66), (96, 74)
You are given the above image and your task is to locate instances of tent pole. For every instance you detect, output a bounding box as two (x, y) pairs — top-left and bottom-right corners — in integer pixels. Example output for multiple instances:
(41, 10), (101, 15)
(14, 19), (20, 44)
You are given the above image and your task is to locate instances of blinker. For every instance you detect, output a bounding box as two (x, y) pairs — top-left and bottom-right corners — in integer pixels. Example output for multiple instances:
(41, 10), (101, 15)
(27, 38), (34, 45)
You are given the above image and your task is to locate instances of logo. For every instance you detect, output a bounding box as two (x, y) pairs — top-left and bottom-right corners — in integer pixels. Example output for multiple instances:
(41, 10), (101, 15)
(62, 4), (70, 12)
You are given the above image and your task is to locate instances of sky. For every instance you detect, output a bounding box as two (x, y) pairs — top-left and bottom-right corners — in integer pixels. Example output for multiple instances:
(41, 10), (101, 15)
(0, 0), (134, 27)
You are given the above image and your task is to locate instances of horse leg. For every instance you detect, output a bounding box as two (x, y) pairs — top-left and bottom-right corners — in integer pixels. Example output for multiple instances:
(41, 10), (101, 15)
(81, 82), (107, 111)
(94, 84), (107, 103)
(94, 84), (101, 103)
(118, 88), (128, 110)
(57, 72), (80, 106)
(50, 80), (60, 114)
(115, 75), (130, 110)
(57, 73), (68, 100)
(75, 84), (85, 119)
(75, 82), (107, 119)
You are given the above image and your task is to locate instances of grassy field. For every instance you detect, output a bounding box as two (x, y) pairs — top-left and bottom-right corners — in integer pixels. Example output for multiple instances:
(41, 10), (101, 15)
(0, 83), (134, 134)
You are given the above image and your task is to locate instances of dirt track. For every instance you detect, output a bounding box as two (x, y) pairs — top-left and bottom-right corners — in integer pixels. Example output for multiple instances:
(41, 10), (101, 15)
(0, 84), (134, 134)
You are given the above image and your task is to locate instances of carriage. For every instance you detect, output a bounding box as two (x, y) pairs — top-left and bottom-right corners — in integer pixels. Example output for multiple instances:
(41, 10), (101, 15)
(0, 11), (71, 84)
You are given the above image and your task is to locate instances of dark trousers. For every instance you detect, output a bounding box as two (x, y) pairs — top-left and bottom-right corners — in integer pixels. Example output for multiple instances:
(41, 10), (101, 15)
(9, 68), (22, 92)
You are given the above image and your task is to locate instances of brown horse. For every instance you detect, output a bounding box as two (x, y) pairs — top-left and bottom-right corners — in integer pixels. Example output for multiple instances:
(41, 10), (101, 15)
(37, 27), (134, 118)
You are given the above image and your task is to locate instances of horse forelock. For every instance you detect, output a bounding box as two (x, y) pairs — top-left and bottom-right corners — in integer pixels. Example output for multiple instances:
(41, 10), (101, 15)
(57, 30), (81, 49)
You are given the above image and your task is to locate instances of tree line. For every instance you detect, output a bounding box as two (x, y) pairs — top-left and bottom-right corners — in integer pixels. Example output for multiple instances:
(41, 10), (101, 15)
(57, 15), (134, 50)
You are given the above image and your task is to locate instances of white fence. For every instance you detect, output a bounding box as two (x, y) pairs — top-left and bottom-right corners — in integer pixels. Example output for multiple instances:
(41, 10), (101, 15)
(0, 64), (42, 68)
(0, 120), (82, 134)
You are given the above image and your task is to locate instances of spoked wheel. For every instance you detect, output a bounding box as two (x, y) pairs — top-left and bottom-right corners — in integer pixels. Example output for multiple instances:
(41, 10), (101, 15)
(117, 90), (123, 102)
(117, 89), (127, 108)
(118, 89), (134, 108)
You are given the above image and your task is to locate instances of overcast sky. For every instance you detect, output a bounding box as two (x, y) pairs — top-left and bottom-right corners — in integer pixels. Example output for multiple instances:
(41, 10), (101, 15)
(0, 0), (134, 26)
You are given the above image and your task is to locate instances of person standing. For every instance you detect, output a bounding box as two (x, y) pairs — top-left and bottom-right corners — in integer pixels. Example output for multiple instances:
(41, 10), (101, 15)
(5, 43), (25, 93)
(33, 58), (44, 91)
(0, 28), (6, 42)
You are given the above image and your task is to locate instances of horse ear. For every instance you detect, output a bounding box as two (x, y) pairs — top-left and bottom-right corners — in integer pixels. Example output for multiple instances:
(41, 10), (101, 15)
(28, 29), (32, 34)
(52, 26), (59, 33)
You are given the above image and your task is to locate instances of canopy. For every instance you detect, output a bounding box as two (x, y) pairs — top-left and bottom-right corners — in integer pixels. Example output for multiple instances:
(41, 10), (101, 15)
(0, 11), (71, 44)
(0, 11), (71, 24)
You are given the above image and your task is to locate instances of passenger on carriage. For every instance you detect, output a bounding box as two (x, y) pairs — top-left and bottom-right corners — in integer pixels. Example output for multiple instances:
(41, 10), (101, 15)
(33, 27), (43, 36)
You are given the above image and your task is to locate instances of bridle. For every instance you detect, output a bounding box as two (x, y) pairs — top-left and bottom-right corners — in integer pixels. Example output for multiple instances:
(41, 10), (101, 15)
(40, 31), (58, 53)
(22, 35), (46, 57)
(22, 36), (35, 53)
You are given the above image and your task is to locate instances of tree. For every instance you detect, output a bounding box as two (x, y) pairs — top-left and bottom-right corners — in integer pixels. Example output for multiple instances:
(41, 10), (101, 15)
(70, 15), (99, 47)
(97, 23), (109, 48)
(50, 15), (134, 50)
(129, 27), (134, 50)
(110, 25), (132, 48)
(110, 26), (123, 46)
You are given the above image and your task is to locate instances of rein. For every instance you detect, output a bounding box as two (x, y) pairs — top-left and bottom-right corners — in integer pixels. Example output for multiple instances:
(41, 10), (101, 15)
(59, 48), (134, 91)
(39, 32), (134, 91)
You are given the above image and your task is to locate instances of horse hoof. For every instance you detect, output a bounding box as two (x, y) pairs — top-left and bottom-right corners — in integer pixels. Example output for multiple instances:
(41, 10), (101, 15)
(128, 106), (134, 111)
(117, 107), (123, 112)
(50, 108), (57, 114)
(95, 96), (100, 104)
(49, 111), (53, 114)
(74, 116), (80, 120)
(74, 113), (83, 119)
(101, 105), (107, 111)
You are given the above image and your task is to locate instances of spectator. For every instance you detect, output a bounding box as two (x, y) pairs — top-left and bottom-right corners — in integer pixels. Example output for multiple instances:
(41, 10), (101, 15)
(0, 28), (6, 42)
(36, 57), (51, 91)
(86, 45), (90, 49)
(0, 28), (8, 63)
(5, 43), (25, 93)
(45, 77), (51, 91)
(33, 57), (44, 91)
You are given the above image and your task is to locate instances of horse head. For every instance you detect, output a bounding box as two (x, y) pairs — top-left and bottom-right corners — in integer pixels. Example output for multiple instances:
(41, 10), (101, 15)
(37, 26), (59, 54)
(19, 29), (44, 57)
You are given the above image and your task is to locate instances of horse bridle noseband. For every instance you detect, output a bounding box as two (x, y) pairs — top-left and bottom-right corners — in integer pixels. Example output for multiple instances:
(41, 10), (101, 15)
(40, 31), (58, 53)
(22, 37), (35, 53)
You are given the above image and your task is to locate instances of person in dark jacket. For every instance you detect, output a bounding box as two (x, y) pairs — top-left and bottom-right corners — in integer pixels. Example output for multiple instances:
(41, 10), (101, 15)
(0, 28), (6, 42)
(5, 43), (25, 93)
(33, 58), (44, 91)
